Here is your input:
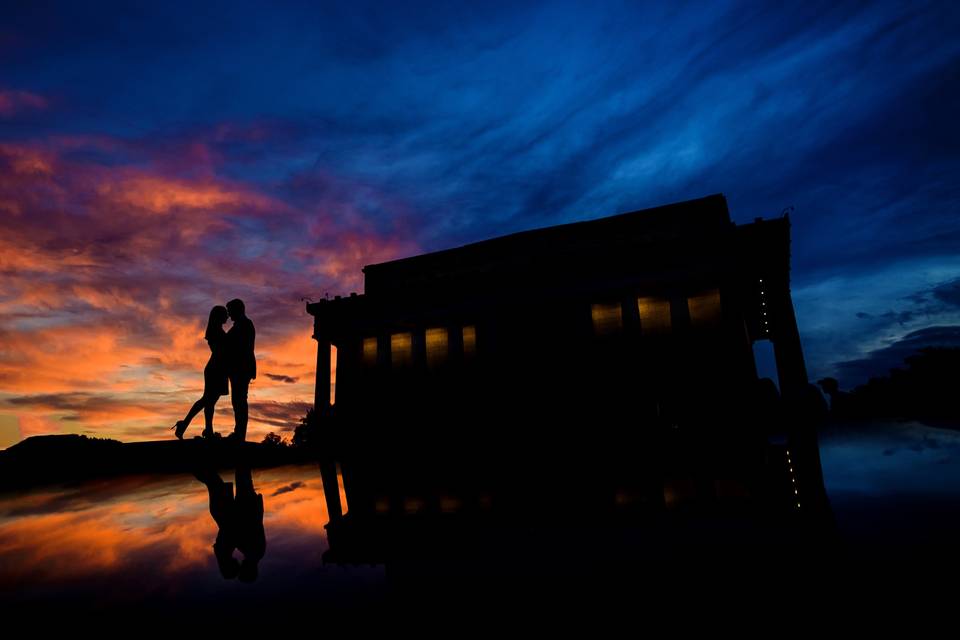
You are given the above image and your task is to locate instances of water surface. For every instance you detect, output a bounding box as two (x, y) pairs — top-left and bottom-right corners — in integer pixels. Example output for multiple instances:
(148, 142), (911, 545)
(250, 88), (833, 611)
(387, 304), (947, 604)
(2, 422), (958, 612)
(0, 464), (385, 612)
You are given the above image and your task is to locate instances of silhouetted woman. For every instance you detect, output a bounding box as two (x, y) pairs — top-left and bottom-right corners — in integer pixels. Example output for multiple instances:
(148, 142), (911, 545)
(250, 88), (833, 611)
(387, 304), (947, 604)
(173, 305), (229, 439)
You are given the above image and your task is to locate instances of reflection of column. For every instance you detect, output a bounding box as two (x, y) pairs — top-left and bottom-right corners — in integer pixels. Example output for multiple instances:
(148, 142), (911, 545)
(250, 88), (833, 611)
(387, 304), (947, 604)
(320, 460), (342, 521)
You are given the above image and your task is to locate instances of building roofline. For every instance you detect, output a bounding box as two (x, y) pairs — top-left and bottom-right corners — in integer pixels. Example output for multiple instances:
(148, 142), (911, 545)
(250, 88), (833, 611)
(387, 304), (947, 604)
(362, 193), (728, 275)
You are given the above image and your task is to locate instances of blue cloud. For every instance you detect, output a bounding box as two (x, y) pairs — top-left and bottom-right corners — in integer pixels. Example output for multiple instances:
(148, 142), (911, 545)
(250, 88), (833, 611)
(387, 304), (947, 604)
(832, 325), (960, 385)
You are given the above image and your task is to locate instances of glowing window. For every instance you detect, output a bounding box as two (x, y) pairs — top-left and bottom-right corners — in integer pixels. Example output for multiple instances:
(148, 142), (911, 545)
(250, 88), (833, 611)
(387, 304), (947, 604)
(688, 289), (722, 328)
(425, 327), (449, 368)
(362, 337), (378, 367)
(638, 297), (671, 335)
(591, 302), (623, 335)
(391, 332), (413, 367)
(462, 325), (476, 358)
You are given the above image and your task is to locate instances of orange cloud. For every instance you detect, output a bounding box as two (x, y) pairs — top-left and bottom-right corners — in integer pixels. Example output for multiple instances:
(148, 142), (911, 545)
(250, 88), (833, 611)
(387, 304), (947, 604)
(95, 175), (269, 215)
(0, 323), (157, 392)
(3, 146), (53, 175)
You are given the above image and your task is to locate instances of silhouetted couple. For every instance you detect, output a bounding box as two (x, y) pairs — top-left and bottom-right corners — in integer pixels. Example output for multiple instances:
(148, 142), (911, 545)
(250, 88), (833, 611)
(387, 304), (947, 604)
(173, 298), (256, 442)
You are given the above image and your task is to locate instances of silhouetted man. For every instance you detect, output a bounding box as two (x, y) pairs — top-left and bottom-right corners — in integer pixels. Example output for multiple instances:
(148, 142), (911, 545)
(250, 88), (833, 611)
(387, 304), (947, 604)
(226, 298), (256, 441)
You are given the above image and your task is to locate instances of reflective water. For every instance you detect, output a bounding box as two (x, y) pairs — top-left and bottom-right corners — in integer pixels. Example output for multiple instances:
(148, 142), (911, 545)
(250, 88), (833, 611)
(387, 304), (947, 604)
(0, 464), (385, 612)
(1, 422), (958, 613)
(819, 420), (960, 546)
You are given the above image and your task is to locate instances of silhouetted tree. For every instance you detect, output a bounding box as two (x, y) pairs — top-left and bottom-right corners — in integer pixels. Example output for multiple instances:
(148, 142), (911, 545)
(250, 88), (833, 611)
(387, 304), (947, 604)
(819, 347), (960, 423)
(292, 408), (314, 449)
(261, 432), (288, 448)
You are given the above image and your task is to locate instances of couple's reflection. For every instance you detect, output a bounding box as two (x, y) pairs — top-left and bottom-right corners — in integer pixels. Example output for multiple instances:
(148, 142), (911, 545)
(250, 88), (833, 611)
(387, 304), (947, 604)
(194, 463), (266, 582)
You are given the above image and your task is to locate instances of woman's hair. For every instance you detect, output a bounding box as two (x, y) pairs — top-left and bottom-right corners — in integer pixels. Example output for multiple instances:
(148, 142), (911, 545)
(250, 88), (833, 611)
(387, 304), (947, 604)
(205, 305), (229, 341)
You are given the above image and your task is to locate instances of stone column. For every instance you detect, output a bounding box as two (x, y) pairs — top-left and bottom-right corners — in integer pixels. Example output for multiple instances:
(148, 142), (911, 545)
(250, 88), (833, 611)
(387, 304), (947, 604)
(313, 329), (342, 520)
(314, 331), (332, 414)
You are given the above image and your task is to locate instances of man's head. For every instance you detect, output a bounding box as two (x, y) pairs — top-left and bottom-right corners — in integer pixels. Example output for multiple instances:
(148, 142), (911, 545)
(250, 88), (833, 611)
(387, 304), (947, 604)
(226, 298), (246, 321)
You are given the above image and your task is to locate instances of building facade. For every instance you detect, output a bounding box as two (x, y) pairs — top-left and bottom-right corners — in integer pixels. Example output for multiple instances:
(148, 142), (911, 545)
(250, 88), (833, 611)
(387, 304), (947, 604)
(307, 194), (828, 529)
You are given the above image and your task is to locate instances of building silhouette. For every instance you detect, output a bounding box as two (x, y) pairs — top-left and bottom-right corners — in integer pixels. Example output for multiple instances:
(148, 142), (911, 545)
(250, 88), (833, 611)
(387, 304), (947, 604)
(306, 194), (830, 562)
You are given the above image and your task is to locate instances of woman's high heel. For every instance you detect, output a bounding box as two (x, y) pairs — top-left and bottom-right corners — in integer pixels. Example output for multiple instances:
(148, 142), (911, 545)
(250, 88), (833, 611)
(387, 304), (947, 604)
(173, 420), (188, 440)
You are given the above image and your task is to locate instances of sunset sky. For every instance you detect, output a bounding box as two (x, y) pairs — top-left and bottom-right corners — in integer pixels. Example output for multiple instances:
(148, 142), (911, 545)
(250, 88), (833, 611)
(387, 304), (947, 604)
(1, 1), (959, 448)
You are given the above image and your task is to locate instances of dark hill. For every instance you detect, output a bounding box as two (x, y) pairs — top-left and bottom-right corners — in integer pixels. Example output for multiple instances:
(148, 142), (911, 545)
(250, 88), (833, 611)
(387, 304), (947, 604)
(0, 434), (312, 491)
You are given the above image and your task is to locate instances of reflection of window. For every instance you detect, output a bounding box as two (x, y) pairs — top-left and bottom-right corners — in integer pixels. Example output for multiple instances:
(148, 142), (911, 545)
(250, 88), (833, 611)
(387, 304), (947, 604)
(425, 328), (448, 368)
(362, 337), (378, 367)
(688, 289), (722, 328)
(638, 297), (671, 335)
(462, 325), (476, 358)
(391, 332), (413, 367)
(591, 302), (623, 335)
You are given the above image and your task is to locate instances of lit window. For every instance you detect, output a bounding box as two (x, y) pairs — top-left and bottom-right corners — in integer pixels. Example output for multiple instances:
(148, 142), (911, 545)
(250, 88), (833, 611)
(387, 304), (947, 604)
(425, 327), (448, 368)
(391, 332), (412, 367)
(462, 325), (476, 358)
(362, 337), (378, 367)
(591, 302), (622, 335)
(688, 289), (722, 328)
(638, 297), (671, 335)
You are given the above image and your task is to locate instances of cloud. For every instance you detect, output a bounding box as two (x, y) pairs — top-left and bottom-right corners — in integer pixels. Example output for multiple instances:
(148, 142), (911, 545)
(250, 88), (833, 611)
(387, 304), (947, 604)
(271, 481), (305, 496)
(248, 401), (312, 430)
(0, 90), (47, 117)
(795, 258), (960, 387)
(931, 278), (960, 309)
(5, 392), (160, 413)
(265, 373), (298, 384)
(833, 326), (960, 385)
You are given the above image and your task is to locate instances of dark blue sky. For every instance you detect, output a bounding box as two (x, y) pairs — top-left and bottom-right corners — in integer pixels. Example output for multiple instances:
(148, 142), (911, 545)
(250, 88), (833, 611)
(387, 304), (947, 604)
(1, 1), (958, 443)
